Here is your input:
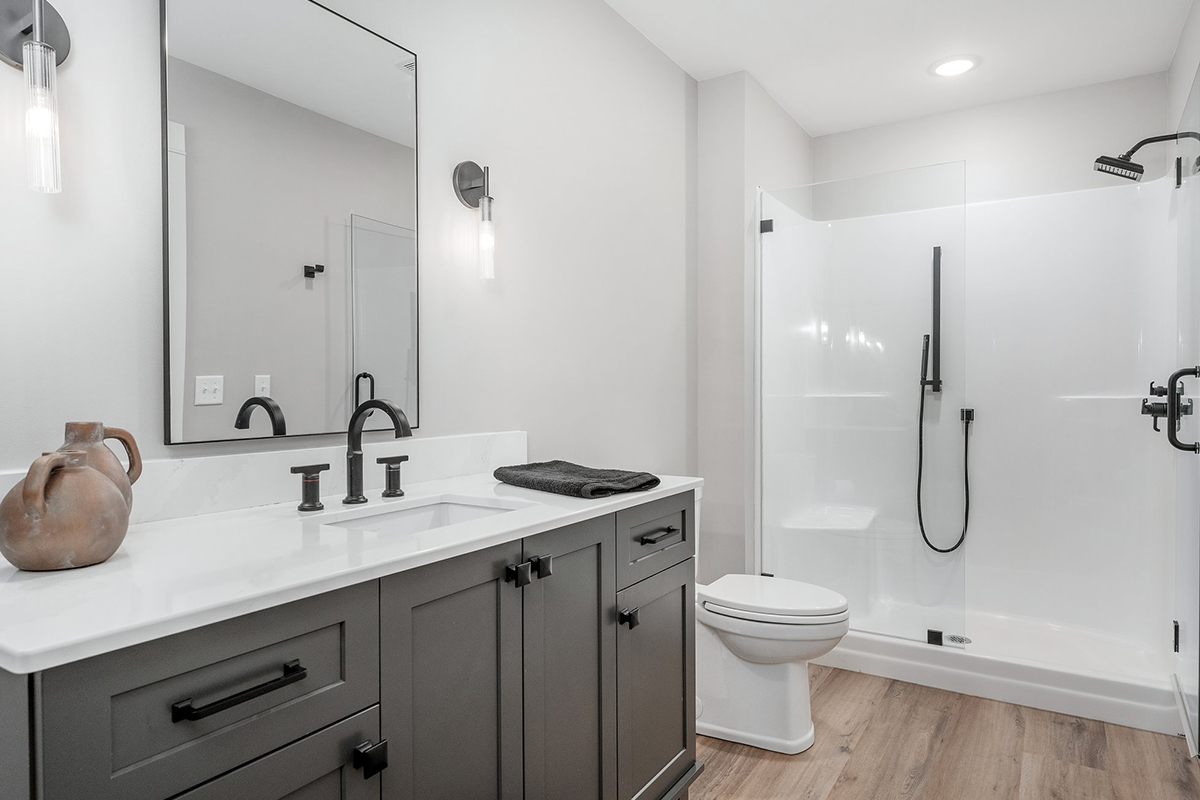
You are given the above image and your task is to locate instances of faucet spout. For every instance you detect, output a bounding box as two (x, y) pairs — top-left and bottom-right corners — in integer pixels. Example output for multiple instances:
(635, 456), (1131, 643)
(233, 396), (287, 436)
(344, 399), (412, 504)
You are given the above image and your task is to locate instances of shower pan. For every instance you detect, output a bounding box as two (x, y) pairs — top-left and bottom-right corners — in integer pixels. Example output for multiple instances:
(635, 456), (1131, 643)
(758, 161), (1183, 734)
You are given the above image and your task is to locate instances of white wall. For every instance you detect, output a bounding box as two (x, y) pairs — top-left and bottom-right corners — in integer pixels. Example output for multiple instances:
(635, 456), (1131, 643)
(0, 0), (697, 479)
(813, 73), (1172, 204)
(1170, 1), (1200, 128)
(696, 71), (811, 582)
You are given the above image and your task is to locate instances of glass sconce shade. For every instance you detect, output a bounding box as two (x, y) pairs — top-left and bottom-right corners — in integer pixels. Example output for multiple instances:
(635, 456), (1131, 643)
(479, 195), (495, 280)
(24, 39), (60, 193)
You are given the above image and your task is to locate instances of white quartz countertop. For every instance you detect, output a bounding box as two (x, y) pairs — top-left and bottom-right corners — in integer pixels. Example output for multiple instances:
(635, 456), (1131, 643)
(0, 473), (702, 674)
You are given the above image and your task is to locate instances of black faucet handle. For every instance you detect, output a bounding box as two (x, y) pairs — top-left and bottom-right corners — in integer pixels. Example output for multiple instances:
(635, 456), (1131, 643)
(291, 463), (330, 513)
(377, 456), (408, 498)
(376, 455), (410, 466)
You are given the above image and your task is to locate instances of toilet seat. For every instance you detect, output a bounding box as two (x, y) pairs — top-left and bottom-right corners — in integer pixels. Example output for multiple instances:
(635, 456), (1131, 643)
(701, 601), (849, 626)
(697, 573), (849, 622)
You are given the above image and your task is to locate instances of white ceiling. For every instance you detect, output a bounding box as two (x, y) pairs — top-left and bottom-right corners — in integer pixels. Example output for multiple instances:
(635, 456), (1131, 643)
(602, 0), (1194, 136)
(167, 0), (416, 147)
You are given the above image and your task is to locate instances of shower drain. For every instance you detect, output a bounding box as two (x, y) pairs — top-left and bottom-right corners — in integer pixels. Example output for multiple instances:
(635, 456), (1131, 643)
(946, 634), (972, 646)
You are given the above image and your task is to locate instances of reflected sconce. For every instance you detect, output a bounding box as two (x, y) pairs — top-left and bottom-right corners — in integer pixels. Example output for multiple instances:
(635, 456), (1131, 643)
(1, 0), (70, 193)
(453, 161), (494, 279)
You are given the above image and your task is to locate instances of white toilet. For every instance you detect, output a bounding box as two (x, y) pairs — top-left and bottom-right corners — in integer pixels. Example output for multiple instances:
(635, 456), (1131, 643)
(695, 572), (849, 754)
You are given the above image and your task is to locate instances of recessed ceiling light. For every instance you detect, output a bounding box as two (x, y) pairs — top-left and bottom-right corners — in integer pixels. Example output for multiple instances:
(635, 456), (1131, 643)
(931, 56), (978, 77)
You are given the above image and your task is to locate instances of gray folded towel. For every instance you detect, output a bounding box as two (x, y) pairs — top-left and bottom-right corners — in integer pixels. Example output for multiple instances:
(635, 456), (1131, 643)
(493, 460), (660, 499)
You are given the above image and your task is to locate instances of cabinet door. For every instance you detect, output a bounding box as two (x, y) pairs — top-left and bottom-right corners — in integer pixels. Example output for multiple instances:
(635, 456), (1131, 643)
(616, 559), (697, 800)
(523, 516), (618, 800)
(174, 706), (381, 800)
(380, 541), (524, 800)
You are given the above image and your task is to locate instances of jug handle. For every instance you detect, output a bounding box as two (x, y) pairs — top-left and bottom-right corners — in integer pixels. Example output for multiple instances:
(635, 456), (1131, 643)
(103, 427), (142, 485)
(22, 452), (71, 520)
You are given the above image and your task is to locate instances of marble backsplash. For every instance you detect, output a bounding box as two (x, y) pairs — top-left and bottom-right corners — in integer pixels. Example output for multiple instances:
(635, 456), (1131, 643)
(0, 431), (527, 525)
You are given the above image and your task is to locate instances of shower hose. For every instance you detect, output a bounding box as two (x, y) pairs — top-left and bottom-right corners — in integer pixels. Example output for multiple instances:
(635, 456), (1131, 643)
(916, 384), (973, 553)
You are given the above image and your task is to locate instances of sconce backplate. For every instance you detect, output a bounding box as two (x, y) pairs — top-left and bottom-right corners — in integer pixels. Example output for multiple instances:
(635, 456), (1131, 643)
(453, 161), (486, 209)
(0, 0), (70, 69)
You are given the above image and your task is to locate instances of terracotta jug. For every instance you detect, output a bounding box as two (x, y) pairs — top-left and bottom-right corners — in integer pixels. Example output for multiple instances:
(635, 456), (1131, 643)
(57, 422), (141, 511)
(0, 450), (131, 571)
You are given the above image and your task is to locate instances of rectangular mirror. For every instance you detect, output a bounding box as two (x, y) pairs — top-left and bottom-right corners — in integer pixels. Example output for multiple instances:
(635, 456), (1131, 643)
(161, 0), (418, 444)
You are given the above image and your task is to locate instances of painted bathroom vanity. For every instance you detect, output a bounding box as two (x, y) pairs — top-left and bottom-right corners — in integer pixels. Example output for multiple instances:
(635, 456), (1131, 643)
(0, 475), (702, 800)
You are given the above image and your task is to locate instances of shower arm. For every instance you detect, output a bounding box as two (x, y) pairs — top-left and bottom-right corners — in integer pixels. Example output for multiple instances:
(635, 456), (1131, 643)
(1121, 131), (1200, 160)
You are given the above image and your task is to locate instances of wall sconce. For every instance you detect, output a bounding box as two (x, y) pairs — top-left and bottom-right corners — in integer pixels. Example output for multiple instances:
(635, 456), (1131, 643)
(453, 161), (495, 279)
(0, 0), (70, 193)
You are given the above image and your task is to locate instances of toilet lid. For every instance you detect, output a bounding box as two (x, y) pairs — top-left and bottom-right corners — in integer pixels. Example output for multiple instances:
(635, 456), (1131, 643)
(698, 574), (848, 618)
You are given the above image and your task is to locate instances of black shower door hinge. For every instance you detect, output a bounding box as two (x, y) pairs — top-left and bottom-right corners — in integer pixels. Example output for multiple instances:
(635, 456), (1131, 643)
(1175, 620), (1180, 653)
(1178, 157), (1184, 189)
(760, 219), (774, 234)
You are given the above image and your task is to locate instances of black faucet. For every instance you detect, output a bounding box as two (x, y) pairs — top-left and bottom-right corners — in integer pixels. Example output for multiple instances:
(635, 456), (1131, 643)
(344, 399), (412, 504)
(234, 396), (287, 436)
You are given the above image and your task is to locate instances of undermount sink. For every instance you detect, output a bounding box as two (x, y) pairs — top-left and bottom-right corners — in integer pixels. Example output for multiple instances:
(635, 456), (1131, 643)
(329, 497), (528, 537)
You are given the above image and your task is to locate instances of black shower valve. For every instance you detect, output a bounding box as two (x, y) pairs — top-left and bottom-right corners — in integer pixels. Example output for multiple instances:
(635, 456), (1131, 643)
(960, 408), (974, 423)
(1149, 381), (1169, 397)
(1142, 398), (1170, 432)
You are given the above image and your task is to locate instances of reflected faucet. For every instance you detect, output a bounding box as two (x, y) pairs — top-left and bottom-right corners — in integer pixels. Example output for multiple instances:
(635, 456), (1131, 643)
(234, 396), (287, 436)
(344, 399), (412, 504)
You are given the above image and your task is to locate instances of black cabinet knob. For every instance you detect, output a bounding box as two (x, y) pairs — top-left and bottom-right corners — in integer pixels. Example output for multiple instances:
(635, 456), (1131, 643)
(353, 739), (388, 779)
(506, 561), (533, 588)
(290, 464), (330, 512)
(619, 607), (641, 629)
(531, 554), (553, 580)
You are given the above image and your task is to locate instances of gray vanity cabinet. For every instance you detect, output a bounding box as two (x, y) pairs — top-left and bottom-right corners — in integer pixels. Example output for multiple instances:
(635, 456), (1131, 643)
(522, 516), (618, 800)
(616, 558), (698, 800)
(0, 491), (700, 800)
(172, 706), (383, 800)
(379, 540), (525, 800)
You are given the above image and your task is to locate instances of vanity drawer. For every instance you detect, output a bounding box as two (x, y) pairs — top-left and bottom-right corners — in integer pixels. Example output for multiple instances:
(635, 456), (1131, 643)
(40, 581), (380, 800)
(615, 491), (695, 590)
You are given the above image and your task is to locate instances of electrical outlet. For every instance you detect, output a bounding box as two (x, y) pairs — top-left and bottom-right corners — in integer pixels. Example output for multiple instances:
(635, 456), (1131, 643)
(194, 375), (224, 406)
(255, 375), (271, 397)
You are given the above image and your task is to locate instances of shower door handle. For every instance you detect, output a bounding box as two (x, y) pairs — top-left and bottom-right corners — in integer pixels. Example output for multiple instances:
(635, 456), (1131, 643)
(1167, 367), (1200, 453)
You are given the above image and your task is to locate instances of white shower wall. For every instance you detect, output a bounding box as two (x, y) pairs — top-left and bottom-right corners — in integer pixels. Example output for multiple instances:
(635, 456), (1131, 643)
(762, 176), (1177, 676)
(966, 179), (1177, 654)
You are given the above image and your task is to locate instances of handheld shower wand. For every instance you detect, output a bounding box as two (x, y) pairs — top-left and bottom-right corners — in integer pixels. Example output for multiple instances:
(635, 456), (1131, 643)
(916, 248), (973, 554)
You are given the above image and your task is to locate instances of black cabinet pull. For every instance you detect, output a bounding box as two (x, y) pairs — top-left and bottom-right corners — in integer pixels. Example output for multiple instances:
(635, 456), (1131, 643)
(639, 525), (679, 546)
(531, 554), (554, 580)
(619, 607), (641, 629)
(353, 739), (389, 779)
(171, 659), (307, 723)
(506, 561), (533, 588)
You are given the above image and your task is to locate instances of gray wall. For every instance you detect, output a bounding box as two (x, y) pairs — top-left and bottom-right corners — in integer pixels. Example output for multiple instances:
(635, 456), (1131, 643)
(696, 71), (812, 583)
(0, 0), (696, 479)
(812, 73), (1171, 204)
(167, 57), (416, 442)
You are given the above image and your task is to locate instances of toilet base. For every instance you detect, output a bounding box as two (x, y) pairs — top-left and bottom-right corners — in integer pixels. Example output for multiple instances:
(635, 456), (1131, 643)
(697, 718), (816, 755)
(695, 618), (819, 755)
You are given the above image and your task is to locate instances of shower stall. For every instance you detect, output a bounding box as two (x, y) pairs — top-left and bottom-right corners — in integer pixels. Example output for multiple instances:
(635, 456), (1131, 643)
(758, 160), (1189, 734)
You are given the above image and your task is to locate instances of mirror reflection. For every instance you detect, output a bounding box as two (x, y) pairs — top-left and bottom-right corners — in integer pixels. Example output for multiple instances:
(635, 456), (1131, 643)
(163, 0), (418, 443)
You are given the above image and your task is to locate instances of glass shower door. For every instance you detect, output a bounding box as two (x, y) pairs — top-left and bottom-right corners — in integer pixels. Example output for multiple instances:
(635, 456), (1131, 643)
(1176, 84), (1200, 752)
(759, 162), (968, 644)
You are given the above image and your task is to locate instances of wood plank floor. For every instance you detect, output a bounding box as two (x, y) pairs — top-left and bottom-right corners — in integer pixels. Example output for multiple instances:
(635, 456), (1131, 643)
(690, 666), (1200, 800)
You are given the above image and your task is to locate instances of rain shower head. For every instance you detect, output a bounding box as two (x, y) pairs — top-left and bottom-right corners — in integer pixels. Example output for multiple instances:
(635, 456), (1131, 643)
(1094, 154), (1144, 182)
(1094, 132), (1200, 182)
